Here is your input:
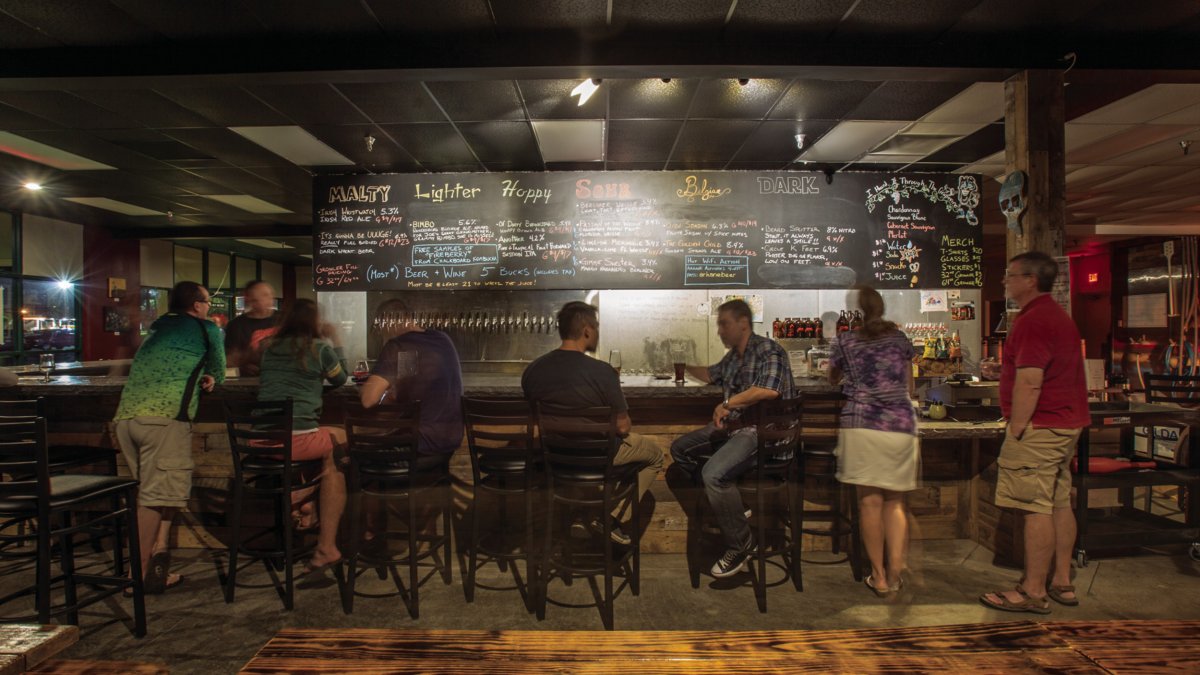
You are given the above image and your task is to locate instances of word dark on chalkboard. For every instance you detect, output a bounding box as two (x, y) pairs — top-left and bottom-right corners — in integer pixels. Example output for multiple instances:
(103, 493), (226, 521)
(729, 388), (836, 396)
(313, 171), (982, 291)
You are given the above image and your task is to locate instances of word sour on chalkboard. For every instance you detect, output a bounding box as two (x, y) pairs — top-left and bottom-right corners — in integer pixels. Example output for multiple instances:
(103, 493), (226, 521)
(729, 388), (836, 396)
(312, 171), (982, 292)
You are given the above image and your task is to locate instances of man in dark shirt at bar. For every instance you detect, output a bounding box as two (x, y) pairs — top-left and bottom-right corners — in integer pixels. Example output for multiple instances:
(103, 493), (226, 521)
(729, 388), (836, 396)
(358, 298), (464, 463)
(523, 301), (663, 545)
(224, 280), (278, 377)
(670, 298), (794, 578)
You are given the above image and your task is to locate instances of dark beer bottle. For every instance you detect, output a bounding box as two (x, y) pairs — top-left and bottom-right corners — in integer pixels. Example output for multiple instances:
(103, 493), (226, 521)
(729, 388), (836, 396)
(836, 311), (850, 334)
(772, 317), (782, 338)
(850, 311), (863, 330)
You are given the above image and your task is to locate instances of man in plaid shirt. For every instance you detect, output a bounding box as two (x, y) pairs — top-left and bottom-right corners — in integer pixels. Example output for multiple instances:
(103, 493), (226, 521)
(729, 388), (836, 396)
(670, 299), (795, 578)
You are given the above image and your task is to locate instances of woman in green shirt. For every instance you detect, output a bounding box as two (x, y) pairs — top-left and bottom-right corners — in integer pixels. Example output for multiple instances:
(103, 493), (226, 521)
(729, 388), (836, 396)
(258, 298), (349, 573)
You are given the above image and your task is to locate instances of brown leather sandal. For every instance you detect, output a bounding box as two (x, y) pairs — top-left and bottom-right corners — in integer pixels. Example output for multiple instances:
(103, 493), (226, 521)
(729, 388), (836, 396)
(1047, 584), (1079, 606)
(979, 585), (1051, 614)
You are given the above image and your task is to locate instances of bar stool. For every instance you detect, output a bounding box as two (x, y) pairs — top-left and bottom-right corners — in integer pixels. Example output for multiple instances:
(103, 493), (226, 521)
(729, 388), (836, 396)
(682, 398), (804, 612)
(461, 397), (540, 611)
(224, 399), (324, 610)
(0, 397), (122, 569)
(0, 417), (145, 635)
(535, 403), (639, 630)
(795, 391), (862, 581)
(341, 402), (453, 619)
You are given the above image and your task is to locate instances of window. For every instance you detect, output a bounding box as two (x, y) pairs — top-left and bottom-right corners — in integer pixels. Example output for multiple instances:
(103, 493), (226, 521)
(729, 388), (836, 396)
(139, 287), (169, 336)
(0, 211), (13, 272)
(22, 278), (78, 361)
(0, 278), (14, 360)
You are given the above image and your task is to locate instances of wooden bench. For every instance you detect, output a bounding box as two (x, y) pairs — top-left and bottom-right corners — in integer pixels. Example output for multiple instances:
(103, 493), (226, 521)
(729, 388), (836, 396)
(237, 620), (1200, 673)
(0, 624), (77, 674)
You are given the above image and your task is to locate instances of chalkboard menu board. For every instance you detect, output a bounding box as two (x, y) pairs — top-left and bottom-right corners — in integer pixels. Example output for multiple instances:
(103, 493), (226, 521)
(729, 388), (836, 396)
(313, 171), (982, 291)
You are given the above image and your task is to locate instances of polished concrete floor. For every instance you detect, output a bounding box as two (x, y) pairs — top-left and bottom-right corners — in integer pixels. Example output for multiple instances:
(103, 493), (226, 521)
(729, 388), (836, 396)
(8, 537), (1197, 674)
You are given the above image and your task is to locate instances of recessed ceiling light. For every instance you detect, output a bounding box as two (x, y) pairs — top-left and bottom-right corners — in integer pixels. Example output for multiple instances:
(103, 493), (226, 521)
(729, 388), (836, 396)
(229, 126), (354, 166)
(737, 78), (750, 86)
(62, 197), (166, 216)
(22, 182), (41, 191)
(202, 195), (292, 214)
(570, 79), (602, 106)
(0, 131), (116, 170)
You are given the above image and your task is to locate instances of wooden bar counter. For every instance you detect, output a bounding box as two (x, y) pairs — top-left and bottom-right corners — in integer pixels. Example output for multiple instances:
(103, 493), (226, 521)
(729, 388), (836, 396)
(3, 374), (1004, 554)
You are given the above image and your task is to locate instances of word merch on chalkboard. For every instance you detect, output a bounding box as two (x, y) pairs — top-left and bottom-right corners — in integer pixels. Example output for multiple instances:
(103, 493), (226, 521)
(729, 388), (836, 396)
(313, 171), (982, 291)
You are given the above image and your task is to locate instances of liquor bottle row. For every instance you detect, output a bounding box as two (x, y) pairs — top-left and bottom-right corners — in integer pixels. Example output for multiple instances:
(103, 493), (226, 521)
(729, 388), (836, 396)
(772, 311), (864, 340)
(902, 323), (963, 363)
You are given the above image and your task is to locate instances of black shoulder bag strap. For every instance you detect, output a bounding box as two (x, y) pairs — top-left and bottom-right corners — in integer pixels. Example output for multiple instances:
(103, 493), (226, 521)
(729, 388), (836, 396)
(176, 317), (213, 422)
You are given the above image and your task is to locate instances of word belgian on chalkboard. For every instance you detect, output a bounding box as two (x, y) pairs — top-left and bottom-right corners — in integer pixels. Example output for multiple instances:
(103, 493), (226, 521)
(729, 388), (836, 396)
(312, 171), (982, 292)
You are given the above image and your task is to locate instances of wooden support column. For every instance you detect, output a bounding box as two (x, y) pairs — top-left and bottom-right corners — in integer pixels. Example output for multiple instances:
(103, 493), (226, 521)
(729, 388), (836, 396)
(1004, 69), (1066, 258)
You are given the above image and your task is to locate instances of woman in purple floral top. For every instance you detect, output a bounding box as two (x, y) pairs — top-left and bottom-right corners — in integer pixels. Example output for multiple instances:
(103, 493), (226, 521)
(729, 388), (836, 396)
(829, 285), (919, 598)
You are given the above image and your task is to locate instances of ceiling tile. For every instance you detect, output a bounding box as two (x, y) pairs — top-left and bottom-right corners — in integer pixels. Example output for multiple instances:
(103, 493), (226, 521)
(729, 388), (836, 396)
(0, 91), (133, 129)
(162, 128), (297, 167)
(365, 0), (493, 34)
(243, 165), (317, 195)
(732, 120), (838, 163)
(1065, 123), (1135, 151)
(187, 168), (295, 197)
(670, 120), (758, 163)
(611, 0), (730, 30)
(607, 120), (683, 162)
(609, 79), (699, 120)
(543, 161), (606, 171)
(606, 162), (668, 171)
(0, 10), (62, 48)
(128, 170), (229, 195)
(919, 82), (1005, 124)
(1070, 125), (1197, 164)
(248, 85), (370, 125)
(69, 89), (216, 128)
(0, 102), (58, 131)
(770, 80), (881, 121)
(237, 0), (383, 34)
(0, 0), (163, 46)
(12, 130), (163, 170)
(1065, 165), (1128, 188)
(687, 79), (791, 119)
(155, 87), (293, 126)
(1073, 84), (1200, 124)
(845, 81), (971, 121)
(424, 81), (526, 121)
(520, 79), (607, 119)
(726, 0), (855, 36)
(333, 82), (448, 124)
(378, 123), (480, 168)
(108, 0), (265, 39)
(459, 121), (543, 165)
(799, 120), (908, 162)
(1089, 165), (1182, 190)
(492, 0), (608, 30)
(304, 125), (417, 169)
(837, 0), (981, 38)
(1152, 102), (1200, 125)
(921, 123), (1004, 163)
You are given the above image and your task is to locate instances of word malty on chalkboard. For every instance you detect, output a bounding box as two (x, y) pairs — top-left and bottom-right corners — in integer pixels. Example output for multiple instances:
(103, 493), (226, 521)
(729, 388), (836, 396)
(312, 171), (982, 292)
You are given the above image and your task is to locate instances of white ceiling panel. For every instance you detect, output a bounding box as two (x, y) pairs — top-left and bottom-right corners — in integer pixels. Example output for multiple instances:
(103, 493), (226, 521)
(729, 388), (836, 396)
(799, 121), (909, 162)
(1089, 165), (1182, 190)
(1065, 124), (1133, 151)
(1072, 84), (1200, 124)
(1069, 125), (1197, 164)
(1065, 164), (1128, 187)
(1151, 102), (1200, 125)
(919, 83), (1004, 124)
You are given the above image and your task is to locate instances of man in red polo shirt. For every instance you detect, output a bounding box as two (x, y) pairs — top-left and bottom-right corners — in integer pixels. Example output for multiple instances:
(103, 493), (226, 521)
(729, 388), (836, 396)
(981, 251), (1089, 614)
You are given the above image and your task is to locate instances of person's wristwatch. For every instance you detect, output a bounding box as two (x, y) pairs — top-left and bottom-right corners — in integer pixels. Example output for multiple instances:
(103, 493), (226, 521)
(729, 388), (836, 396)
(722, 398), (732, 410)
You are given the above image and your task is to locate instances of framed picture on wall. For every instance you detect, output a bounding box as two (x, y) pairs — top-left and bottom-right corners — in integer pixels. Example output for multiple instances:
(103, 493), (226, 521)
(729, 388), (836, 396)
(103, 306), (132, 334)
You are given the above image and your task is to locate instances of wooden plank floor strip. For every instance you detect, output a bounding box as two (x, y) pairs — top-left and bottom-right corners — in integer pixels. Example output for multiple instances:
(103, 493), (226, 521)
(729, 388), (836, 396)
(240, 652), (1108, 675)
(26, 659), (170, 674)
(1043, 620), (1200, 646)
(253, 622), (1064, 664)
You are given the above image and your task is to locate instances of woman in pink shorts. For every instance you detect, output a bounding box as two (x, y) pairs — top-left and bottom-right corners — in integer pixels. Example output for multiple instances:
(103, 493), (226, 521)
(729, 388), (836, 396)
(257, 299), (350, 574)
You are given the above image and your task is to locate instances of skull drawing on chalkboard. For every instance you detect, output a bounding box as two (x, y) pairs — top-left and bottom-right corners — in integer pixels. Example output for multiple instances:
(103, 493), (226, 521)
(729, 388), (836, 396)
(957, 175), (980, 209)
(999, 171), (1028, 236)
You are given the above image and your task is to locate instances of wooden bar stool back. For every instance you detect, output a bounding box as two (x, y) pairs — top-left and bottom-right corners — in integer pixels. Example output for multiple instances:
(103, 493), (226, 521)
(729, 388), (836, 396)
(342, 402), (453, 619)
(461, 397), (540, 611)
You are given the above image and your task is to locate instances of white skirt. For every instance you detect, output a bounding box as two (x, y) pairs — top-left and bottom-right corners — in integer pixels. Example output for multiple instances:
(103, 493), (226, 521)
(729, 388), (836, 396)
(834, 428), (920, 492)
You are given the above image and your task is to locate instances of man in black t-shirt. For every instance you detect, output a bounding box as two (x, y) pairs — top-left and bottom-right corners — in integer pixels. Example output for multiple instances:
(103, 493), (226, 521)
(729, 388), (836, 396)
(523, 301), (662, 544)
(224, 280), (278, 377)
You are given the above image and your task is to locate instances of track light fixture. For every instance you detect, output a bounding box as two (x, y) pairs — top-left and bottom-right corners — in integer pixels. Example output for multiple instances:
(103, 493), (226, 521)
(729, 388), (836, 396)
(1182, 140), (1193, 156)
(571, 78), (602, 106)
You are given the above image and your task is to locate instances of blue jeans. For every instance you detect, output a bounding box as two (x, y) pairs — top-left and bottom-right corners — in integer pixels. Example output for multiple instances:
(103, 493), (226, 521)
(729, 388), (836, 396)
(670, 424), (757, 550)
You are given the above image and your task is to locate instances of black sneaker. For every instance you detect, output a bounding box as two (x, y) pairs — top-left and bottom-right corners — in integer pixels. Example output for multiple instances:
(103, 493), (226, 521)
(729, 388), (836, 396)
(710, 542), (755, 578)
(588, 516), (632, 545)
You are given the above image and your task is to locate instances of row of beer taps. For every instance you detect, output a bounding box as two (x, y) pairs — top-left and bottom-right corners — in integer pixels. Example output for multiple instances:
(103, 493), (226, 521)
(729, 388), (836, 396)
(373, 311), (559, 334)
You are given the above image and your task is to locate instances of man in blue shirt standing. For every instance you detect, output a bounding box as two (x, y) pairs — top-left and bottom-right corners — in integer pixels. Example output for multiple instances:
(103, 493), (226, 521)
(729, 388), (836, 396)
(670, 299), (794, 578)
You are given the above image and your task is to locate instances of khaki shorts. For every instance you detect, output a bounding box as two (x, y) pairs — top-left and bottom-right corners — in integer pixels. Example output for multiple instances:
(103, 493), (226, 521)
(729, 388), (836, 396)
(995, 426), (1082, 515)
(116, 416), (194, 509)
